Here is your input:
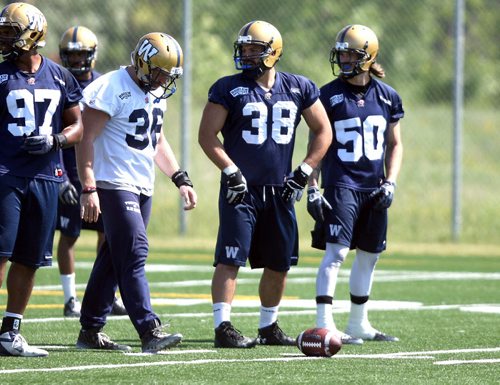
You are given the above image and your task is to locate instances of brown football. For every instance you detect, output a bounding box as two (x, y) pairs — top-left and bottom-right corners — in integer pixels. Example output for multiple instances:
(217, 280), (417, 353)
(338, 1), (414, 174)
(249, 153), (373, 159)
(296, 327), (342, 357)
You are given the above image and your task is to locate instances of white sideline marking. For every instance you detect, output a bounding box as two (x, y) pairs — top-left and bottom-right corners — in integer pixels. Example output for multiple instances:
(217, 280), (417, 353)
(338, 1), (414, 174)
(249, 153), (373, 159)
(1, 347), (499, 374)
(33, 266), (500, 292)
(125, 349), (217, 356)
(434, 358), (500, 365)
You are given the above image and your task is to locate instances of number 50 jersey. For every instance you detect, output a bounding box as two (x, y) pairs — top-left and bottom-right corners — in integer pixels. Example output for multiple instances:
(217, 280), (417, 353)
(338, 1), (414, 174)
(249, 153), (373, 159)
(319, 77), (404, 191)
(208, 72), (320, 186)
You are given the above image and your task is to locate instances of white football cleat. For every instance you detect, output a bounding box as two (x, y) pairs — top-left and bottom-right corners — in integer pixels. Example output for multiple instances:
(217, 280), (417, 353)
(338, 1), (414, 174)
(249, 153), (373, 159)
(0, 331), (49, 357)
(339, 331), (364, 345)
(345, 325), (399, 342)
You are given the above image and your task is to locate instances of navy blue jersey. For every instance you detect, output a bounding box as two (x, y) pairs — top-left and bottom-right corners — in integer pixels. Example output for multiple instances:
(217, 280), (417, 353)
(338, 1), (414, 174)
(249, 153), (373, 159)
(319, 78), (404, 191)
(209, 71), (319, 186)
(62, 70), (101, 184)
(0, 57), (82, 181)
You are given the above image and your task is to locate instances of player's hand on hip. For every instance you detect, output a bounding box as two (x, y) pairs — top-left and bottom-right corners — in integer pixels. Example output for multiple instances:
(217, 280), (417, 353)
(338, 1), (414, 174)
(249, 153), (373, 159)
(307, 186), (332, 222)
(282, 163), (312, 203)
(369, 180), (396, 210)
(223, 168), (247, 205)
(59, 179), (79, 206)
(80, 191), (100, 223)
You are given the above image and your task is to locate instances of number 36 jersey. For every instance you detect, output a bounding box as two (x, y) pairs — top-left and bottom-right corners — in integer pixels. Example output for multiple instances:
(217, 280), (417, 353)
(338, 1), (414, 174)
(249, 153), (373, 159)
(0, 58), (81, 181)
(82, 67), (167, 194)
(208, 72), (319, 186)
(319, 77), (404, 191)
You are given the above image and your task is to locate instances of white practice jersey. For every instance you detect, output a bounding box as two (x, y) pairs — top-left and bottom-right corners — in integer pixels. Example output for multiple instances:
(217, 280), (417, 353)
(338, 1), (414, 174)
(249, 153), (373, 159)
(82, 67), (167, 195)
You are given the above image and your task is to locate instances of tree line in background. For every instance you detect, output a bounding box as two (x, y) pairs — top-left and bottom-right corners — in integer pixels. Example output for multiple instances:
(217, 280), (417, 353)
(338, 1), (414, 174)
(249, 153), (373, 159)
(37, 0), (498, 108)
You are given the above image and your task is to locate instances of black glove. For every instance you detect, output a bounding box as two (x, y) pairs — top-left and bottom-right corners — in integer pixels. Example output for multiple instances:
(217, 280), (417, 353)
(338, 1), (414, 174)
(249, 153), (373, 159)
(307, 186), (332, 222)
(311, 220), (326, 250)
(222, 168), (247, 205)
(22, 133), (67, 154)
(369, 180), (396, 210)
(59, 180), (79, 206)
(282, 164), (310, 203)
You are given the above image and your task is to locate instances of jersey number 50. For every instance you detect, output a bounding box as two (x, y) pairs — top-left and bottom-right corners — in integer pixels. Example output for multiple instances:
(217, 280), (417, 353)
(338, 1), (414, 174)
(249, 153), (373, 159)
(335, 115), (386, 162)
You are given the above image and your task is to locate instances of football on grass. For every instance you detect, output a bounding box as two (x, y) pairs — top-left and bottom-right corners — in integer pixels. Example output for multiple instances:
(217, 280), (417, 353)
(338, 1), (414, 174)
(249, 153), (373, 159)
(296, 327), (342, 357)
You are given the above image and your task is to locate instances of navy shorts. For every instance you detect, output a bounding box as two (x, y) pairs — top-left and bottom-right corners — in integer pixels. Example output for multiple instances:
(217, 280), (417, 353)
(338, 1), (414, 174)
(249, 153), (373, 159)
(322, 186), (388, 253)
(56, 178), (104, 237)
(0, 174), (58, 267)
(214, 184), (299, 272)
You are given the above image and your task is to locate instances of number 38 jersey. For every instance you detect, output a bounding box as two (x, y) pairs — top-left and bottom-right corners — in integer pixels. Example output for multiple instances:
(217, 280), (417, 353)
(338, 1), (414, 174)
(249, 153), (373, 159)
(0, 57), (82, 181)
(209, 72), (319, 186)
(319, 77), (404, 191)
(82, 67), (167, 195)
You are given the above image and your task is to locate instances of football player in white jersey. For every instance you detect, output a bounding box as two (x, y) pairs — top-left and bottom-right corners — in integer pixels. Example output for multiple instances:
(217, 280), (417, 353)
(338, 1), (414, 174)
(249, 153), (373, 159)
(56, 25), (127, 318)
(308, 25), (404, 344)
(76, 32), (197, 353)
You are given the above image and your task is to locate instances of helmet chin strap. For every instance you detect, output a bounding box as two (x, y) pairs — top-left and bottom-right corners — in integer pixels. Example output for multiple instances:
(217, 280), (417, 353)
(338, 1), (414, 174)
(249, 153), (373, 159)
(242, 62), (268, 80)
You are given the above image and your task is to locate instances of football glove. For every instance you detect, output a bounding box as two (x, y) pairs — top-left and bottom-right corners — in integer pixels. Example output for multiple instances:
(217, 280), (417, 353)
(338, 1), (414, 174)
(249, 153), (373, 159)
(22, 133), (67, 154)
(307, 186), (332, 222)
(369, 180), (396, 210)
(222, 168), (247, 205)
(282, 164), (311, 203)
(59, 180), (79, 206)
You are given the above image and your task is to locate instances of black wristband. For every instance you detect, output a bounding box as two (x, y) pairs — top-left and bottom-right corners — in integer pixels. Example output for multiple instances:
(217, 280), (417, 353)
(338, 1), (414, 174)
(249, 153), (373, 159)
(171, 170), (193, 188)
(52, 133), (68, 150)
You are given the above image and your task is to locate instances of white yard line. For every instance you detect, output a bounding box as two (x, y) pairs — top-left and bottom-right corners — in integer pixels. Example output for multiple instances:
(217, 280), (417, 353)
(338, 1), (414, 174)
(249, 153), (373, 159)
(1, 347), (499, 374)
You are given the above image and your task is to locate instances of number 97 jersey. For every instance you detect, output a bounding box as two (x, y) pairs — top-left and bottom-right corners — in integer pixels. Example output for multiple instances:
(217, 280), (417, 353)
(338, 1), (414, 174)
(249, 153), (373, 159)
(319, 77), (404, 191)
(208, 72), (320, 186)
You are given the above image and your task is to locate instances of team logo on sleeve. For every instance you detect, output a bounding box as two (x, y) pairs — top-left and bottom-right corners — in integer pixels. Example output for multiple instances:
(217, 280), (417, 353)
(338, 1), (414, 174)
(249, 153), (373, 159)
(379, 95), (392, 106)
(0, 74), (8, 84)
(230, 87), (249, 97)
(329, 94), (344, 106)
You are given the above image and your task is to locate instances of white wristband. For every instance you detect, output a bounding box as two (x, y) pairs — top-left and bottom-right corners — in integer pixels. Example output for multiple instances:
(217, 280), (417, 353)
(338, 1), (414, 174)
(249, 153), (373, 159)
(299, 162), (313, 176)
(223, 164), (239, 176)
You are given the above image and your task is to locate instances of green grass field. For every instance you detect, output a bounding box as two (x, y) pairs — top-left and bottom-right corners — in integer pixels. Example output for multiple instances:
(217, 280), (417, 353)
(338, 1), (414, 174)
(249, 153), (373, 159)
(1, 234), (499, 384)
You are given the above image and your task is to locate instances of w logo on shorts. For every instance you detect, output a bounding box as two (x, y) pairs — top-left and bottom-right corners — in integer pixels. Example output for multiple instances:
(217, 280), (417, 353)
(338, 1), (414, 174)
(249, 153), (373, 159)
(329, 224), (342, 237)
(225, 246), (239, 259)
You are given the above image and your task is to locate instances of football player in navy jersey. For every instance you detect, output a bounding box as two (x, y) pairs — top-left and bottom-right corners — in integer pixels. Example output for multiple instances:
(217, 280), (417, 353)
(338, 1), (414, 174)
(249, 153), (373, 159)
(56, 25), (127, 318)
(76, 33), (197, 353)
(308, 25), (404, 344)
(0, 3), (83, 357)
(198, 20), (332, 348)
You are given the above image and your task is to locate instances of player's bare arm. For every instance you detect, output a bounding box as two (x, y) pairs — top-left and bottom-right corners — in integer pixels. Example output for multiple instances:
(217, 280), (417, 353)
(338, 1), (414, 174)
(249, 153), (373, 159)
(76, 106), (109, 223)
(198, 102), (234, 171)
(301, 100), (332, 169)
(384, 121), (403, 183)
(61, 105), (84, 146)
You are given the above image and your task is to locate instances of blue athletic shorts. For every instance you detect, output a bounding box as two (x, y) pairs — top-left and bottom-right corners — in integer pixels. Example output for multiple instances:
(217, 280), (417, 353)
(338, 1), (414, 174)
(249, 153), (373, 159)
(214, 184), (299, 272)
(322, 186), (388, 253)
(0, 174), (58, 267)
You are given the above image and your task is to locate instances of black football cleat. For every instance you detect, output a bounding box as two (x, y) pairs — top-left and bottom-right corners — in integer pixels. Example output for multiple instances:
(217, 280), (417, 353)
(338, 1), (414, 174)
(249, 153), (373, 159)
(371, 332), (399, 342)
(141, 321), (182, 353)
(257, 321), (296, 346)
(63, 297), (81, 317)
(110, 297), (128, 316)
(76, 328), (131, 352)
(214, 321), (257, 348)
